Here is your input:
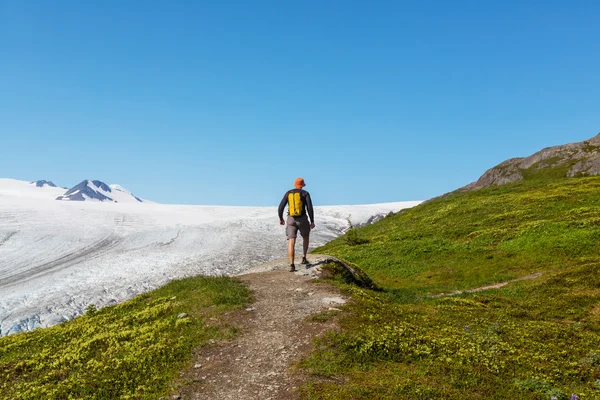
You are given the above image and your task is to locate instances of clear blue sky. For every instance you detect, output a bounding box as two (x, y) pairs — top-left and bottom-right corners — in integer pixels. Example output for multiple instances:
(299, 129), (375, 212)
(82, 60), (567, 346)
(1, 0), (599, 205)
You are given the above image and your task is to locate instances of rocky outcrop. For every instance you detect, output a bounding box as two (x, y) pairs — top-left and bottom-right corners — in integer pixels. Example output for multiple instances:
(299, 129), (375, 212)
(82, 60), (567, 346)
(355, 212), (392, 228)
(465, 133), (600, 190)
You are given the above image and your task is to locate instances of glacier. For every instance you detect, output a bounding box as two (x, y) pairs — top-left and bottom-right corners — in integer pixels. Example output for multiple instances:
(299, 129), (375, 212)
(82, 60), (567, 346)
(0, 178), (421, 336)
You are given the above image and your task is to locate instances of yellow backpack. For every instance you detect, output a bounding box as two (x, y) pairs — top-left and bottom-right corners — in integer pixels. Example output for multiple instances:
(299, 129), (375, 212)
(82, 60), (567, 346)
(288, 190), (303, 217)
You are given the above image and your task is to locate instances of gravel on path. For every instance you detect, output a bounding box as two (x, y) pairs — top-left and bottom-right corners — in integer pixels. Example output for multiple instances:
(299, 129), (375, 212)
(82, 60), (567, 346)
(174, 254), (346, 400)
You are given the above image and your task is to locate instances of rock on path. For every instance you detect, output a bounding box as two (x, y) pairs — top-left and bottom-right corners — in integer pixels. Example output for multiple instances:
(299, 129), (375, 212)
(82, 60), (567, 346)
(174, 255), (346, 400)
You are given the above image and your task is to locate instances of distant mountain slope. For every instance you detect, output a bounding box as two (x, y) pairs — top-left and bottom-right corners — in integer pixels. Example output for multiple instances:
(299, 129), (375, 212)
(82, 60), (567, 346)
(56, 180), (144, 203)
(31, 180), (57, 188)
(466, 132), (600, 190)
(0, 178), (66, 199)
(1, 178), (150, 204)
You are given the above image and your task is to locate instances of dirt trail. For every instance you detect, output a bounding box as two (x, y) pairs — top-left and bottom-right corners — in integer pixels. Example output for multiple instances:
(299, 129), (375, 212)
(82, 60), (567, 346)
(174, 254), (345, 400)
(171, 256), (545, 398)
(430, 272), (544, 298)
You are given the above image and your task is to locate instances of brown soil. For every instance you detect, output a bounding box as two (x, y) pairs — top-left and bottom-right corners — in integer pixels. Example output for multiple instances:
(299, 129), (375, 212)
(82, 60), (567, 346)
(173, 255), (346, 400)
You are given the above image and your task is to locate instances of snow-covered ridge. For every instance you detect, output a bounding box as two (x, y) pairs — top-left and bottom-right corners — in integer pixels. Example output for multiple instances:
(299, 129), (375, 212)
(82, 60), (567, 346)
(31, 180), (57, 188)
(56, 180), (146, 203)
(0, 178), (148, 203)
(0, 178), (422, 336)
(0, 178), (68, 199)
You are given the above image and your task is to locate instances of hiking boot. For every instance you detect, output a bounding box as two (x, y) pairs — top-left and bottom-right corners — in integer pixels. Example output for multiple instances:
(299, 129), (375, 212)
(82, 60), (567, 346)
(289, 264), (296, 272)
(301, 256), (309, 265)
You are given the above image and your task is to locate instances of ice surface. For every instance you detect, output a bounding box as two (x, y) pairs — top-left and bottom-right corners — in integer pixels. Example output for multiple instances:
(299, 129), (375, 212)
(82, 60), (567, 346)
(0, 179), (421, 336)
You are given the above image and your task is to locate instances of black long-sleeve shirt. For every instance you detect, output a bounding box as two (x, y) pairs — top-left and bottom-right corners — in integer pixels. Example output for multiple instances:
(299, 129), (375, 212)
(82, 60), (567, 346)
(278, 189), (314, 223)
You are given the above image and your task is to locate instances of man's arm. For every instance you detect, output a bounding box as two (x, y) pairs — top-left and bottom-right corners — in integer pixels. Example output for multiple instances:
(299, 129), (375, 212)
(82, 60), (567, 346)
(305, 192), (314, 224)
(278, 191), (288, 221)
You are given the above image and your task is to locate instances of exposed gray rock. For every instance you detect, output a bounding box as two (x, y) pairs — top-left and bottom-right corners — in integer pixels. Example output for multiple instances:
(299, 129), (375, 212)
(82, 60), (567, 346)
(567, 154), (600, 177)
(355, 212), (393, 228)
(55, 180), (144, 203)
(321, 297), (347, 305)
(465, 133), (600, 190)
(57, 180), (115, 202)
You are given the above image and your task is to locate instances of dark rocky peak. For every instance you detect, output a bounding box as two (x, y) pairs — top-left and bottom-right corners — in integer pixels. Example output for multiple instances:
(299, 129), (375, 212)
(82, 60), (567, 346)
(91, 180), (112, 193)
(57, 180), (115, 202)
(55, 180), (146, 203)
(31, 180), (57, 188)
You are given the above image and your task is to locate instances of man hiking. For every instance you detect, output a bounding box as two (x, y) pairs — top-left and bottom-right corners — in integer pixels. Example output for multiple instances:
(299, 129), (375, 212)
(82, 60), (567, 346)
(278, 177), (315, 272)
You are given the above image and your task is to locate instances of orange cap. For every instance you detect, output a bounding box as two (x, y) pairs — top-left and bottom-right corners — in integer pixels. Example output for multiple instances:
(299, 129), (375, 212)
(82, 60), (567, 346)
(294, 177), (306, 188)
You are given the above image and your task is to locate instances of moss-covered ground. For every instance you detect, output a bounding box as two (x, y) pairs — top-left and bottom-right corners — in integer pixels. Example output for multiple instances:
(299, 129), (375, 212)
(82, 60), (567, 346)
(0, 276), (251, 399)
(306, 176), (600, 399)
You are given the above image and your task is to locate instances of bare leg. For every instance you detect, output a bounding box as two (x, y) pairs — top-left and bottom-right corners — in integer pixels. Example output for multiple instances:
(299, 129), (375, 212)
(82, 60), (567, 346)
(288, 238), (296, 264)
(302, 235), (309, 257)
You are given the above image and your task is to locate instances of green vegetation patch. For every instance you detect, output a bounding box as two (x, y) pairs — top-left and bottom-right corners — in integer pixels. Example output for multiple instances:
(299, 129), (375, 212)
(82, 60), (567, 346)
(520, 157), (578, 181)
(0, 276), (251, 399)
(306, 176), (600, 398)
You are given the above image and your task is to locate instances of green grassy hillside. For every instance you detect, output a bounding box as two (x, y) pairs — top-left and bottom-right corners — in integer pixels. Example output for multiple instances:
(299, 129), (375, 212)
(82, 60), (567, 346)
(0, 276), (251, 399)
(306, 176), (600, 399)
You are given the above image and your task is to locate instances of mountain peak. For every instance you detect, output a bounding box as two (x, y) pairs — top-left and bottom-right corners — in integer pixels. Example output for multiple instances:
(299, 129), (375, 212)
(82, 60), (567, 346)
(56, 180), (144, 203)
(31, 180), (57, 188)
(466, 132), (600, 190)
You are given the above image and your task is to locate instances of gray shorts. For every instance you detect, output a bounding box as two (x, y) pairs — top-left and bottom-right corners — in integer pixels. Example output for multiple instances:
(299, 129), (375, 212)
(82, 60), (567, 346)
(286, 215), (310, 239)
